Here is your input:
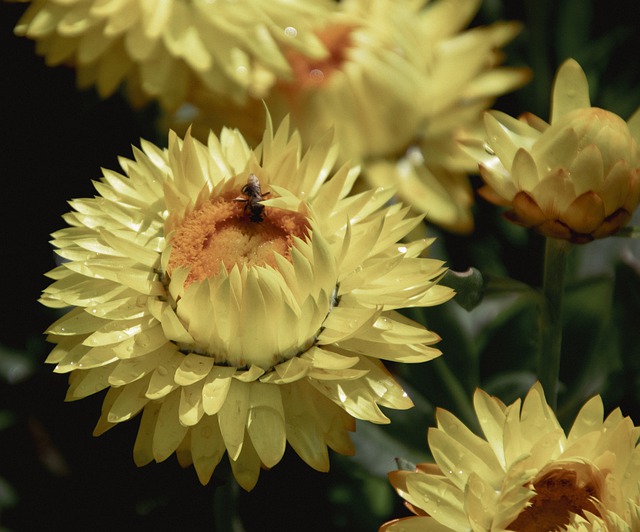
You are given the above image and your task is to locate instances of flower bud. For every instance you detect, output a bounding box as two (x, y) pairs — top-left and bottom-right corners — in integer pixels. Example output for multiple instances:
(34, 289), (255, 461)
(464, 58), (640, 243)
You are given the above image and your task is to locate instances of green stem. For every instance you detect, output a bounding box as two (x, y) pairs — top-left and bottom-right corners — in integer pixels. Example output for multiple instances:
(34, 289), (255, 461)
(213, 480), (245, 532)
(433, 358), (479, 433)
(538, 238), (571, 411)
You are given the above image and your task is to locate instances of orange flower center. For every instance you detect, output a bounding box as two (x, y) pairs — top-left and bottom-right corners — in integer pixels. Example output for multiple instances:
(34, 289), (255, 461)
(284, 24), (356, 93)
(508, 467), (602, 531)
(167, 191), (309, 287)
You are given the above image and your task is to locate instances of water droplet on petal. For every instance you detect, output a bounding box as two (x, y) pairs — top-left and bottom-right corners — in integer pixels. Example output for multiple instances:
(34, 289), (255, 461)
(376, 317), (393, 331)
(135, 333), (150, 348)
(309, 69), (324, 82)
(284, 26), (297, 38)
(406, 146), (424, 165)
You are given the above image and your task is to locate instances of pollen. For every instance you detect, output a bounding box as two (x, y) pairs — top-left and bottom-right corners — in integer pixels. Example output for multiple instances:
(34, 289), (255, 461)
(508, 466), (602, 532)
(167, 194), (310, 286)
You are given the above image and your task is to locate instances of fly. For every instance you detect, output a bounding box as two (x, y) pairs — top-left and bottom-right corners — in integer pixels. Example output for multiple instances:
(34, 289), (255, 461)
(234, 174), (270, 222)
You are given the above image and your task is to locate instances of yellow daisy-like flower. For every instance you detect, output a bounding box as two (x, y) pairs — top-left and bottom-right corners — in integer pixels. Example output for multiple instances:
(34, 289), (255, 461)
(40, 115), (454, 490)
(380, 382), (640, 532)
(463, 58), (640, 243)
(169, 0), (529, 233)
(12, 0), (333, 110)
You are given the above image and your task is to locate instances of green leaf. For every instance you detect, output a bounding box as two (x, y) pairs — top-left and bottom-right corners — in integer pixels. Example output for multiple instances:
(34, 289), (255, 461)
(612, 226), (640, 239)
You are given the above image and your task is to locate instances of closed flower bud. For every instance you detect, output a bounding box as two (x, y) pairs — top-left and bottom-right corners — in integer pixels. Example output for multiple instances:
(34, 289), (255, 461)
(464, 58), (640, 243)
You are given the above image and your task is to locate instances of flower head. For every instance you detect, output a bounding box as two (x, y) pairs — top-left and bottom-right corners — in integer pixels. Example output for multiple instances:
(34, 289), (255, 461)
(166, 0), (529, 233)
(464, 58), (640, 243)
(40, 115), (453, 490)
(13, 0), (333, 110)
(381, 382), (640, 531)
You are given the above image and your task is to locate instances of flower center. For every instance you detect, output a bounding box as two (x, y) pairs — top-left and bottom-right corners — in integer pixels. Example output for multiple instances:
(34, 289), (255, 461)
(508, 466), (602, 532)
(167, 191), (309, 286)
(283, 24), (356, 93)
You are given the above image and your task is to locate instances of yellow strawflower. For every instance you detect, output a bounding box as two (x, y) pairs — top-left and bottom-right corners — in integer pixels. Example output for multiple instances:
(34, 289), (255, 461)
(464, 58), (640, 243)
(381, 383), (640, 531)
(12, 0), (333, 109)
(40, 114), (454, 490)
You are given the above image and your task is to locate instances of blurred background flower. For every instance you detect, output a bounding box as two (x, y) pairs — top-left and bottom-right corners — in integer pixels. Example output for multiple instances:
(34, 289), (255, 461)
(12, 0), (334, 109)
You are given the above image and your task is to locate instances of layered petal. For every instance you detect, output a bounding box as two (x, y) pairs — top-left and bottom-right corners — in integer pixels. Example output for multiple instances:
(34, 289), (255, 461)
(464, 59), (640, 243)
(382, 383), (640, 531)
(14, 0), (336, 109)
(165, 0), (530, 233)
(41, 114), (453, 489)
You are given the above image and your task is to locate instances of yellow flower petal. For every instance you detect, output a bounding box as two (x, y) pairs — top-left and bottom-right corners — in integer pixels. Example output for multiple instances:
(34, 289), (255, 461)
(66, 364), (112, 400)
(247, 383), (286, 468)
(145, 352), (183, 400)
(107, 347), (173, 386)
(551, 58), (591, 123)
(132, 400), (160, 466)
(405, 473), (468, 530)
(174, 353), (215, 386)
(229, 434), (262, 492)
(190, 414), (226, 485)
(108, 374), (151, 423)
(152, 390), (188, 462)
(179, 380), (206, 427)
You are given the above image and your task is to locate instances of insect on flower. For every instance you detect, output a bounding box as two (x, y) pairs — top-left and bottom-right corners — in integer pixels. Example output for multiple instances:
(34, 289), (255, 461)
(234, 174), (270, 222)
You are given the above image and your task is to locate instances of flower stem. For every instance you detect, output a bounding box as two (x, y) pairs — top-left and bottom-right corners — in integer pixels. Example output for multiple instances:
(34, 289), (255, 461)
(214, 480), (245, 532)
(538, 238), (571, 411)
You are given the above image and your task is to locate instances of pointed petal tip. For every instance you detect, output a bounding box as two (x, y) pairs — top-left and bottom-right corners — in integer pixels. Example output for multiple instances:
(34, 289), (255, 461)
(551, 58), (591, 122)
